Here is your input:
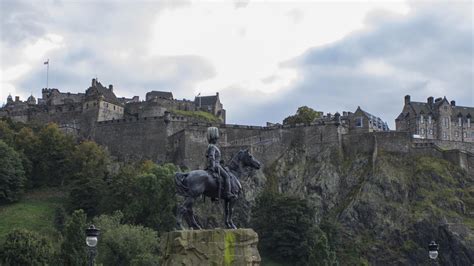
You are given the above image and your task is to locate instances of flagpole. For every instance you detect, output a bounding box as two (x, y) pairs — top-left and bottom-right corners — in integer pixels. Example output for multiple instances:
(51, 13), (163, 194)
(45, 59), (49, 89)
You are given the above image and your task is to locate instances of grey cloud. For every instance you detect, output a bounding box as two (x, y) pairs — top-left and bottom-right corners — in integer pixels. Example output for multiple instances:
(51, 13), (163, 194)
(265, 2), (473, 128)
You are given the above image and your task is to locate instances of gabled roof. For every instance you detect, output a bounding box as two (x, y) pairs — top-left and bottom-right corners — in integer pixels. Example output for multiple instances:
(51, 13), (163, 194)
(452, 105), (473, 119)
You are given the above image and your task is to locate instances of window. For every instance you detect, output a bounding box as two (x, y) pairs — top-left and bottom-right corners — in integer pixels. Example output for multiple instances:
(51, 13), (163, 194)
(472, 132), (474, 138)
(355, 117), (363, 128)
(463, 132), (467, 138)
(468, 118), (471, 128)
(458, 117), (462, 127)
(113, 106), (116, 110)
(455, 131), (459, 137)
(428, 116), (432, 124)
(429, 129), (433, 135)
(444, 117), (449, 128)
(443, 132), (447, 139)
(444, 106), (448, 111)
(421, 128), (425, 135)
(420, 115), (424, 124)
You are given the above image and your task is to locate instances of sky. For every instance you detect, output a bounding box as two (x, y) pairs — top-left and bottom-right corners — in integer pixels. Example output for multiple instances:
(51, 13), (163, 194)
(0, 0), (472, 128)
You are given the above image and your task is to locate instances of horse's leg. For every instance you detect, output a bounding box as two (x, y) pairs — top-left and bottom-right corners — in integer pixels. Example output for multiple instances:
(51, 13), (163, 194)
(228, 198), (237, 229)
(224, 199), (232, 229)
(185, 197), (202, 230)
(176, 198), (187, 230)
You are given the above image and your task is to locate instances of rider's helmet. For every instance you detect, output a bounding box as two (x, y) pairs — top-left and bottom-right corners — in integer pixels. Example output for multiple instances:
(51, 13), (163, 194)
(207, 127), (219, 143)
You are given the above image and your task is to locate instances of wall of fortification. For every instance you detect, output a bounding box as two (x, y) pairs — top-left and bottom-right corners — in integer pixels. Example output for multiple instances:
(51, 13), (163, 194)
(92, 116), (189, 162)
(342, 131), (412, 156)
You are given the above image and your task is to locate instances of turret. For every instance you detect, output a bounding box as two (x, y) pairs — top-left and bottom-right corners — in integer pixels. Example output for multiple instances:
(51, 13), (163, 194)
(6, 94), (13, 104)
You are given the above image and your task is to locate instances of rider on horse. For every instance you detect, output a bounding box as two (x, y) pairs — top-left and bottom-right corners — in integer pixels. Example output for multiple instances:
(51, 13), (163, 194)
(206, 127), (236, 200)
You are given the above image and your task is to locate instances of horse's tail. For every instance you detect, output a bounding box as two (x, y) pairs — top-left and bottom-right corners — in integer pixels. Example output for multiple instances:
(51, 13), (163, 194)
(175, 172), (191, 197)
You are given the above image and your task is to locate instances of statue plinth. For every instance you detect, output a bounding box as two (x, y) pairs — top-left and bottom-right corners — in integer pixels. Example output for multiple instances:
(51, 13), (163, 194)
(160, 228), (261, 266)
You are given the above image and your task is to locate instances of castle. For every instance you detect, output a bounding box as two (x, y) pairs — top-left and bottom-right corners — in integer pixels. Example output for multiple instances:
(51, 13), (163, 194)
(1, 79), (473, 172)
(396, 95), (474, 143)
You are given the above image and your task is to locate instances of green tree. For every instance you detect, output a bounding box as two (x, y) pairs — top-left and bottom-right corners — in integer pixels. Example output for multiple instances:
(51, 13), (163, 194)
(54, 206), (67, 233)
(283, 106), (322, 125)
(68, 141), (109, 217)
(100, 163), (138, 213)
(34, 123), (75, 186)
(60, 209), (88, 265)
(0, 140), (26, 204)
(123, 162), (177, 234)
(1, 229), (55, 265)
(93, 212), (160, 266)
(0, 120), (15, 146)
(252, 191), (335, 265)
(14, 127), (39, 185)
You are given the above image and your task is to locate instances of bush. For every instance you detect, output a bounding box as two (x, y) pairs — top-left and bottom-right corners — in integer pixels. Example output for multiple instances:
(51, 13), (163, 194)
(93, 212), (160, 266)
(0, 140), (26, 204)
(1, 229), (55, 265)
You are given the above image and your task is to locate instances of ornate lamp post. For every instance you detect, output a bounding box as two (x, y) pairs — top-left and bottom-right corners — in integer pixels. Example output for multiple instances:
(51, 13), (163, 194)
(428, 241), (439, 260)
(86, 225), (100, 266)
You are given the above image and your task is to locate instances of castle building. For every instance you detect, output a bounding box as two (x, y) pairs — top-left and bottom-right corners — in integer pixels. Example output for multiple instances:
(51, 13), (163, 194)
(0, 78), (226, 129)
(342, 106), (389, 133)
(395, 95), (473, 142)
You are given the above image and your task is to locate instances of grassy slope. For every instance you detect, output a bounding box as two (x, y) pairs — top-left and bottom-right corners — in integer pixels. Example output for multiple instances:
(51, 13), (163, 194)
(0, 188), (65, 241)
(171, 109), (220, 123)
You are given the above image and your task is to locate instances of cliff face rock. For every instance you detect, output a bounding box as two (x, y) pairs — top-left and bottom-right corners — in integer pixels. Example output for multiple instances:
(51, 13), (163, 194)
(160, 229), (261, 266)
(265, 141), (474, 265)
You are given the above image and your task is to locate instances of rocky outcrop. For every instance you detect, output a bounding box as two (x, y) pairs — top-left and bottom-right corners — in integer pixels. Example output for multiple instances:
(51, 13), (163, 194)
(160, 229), (261, 266)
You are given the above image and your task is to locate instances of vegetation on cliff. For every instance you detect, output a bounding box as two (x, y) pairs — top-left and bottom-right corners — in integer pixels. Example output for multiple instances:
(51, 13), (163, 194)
(171, 109), (221, 122)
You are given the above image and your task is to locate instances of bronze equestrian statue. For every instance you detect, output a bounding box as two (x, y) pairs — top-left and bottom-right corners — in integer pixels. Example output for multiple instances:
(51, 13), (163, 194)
(175, 127), (261, 229)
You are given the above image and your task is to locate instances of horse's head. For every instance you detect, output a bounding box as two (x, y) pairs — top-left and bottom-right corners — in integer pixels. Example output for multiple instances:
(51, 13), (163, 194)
(239, 149), (261, 170)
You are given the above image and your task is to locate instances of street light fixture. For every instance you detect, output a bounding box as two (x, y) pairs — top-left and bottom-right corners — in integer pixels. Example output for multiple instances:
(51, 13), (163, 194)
(428, 241), (439, 260)
(85, 225), (100, 266)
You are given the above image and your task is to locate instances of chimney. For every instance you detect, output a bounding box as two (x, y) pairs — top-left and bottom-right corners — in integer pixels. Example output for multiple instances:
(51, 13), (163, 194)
(216, 92), (219, 96)
(15, 96), (19, 102)
(92, 78), (96, 87)
(450, 100), (456, 106)
(109, 84), (113, 92)
(427, 96), (434, 106)
(404, 95), (411, 105)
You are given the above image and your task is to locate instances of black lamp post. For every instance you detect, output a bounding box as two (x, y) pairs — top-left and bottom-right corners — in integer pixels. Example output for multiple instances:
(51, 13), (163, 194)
(428, 241), (439, 260)
(85, 225), (100, 266)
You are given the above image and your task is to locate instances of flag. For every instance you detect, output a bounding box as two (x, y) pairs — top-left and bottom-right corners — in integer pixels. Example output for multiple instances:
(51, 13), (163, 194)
(44, 60), (49, 65)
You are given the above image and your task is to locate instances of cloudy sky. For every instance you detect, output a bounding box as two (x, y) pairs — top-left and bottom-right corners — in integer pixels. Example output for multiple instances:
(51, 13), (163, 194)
(1, 0), (472, 127)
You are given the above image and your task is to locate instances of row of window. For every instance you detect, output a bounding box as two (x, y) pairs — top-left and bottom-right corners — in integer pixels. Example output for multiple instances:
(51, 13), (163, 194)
(421, 115), (471, 128)
(418, 128), (474, 139)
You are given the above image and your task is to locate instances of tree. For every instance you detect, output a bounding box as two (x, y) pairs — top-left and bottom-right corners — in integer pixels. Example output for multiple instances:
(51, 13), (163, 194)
(1, 229), (55, 265)
(0, 120), (15, 147)
(252, 191), (335, 265)
(123, 162), (177, 234)
(34, 123), (75, 186)
(60, 209), (88, 265)
(0, 140), (26, 204)
(68, 141), (109, 217)
(93, 212), (160, 266)
(283, 106), (322, 125)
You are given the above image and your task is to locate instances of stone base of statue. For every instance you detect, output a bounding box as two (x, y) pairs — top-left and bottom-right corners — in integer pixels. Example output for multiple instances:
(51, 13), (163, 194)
(160, 228), (261, 266)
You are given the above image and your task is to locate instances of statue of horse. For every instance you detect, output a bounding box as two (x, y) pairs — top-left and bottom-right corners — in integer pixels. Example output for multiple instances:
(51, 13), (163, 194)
(175, 149), (261, 229)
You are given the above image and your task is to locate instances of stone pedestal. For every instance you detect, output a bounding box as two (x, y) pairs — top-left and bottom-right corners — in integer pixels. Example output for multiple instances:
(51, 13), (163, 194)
(160, 229), (261, 266)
